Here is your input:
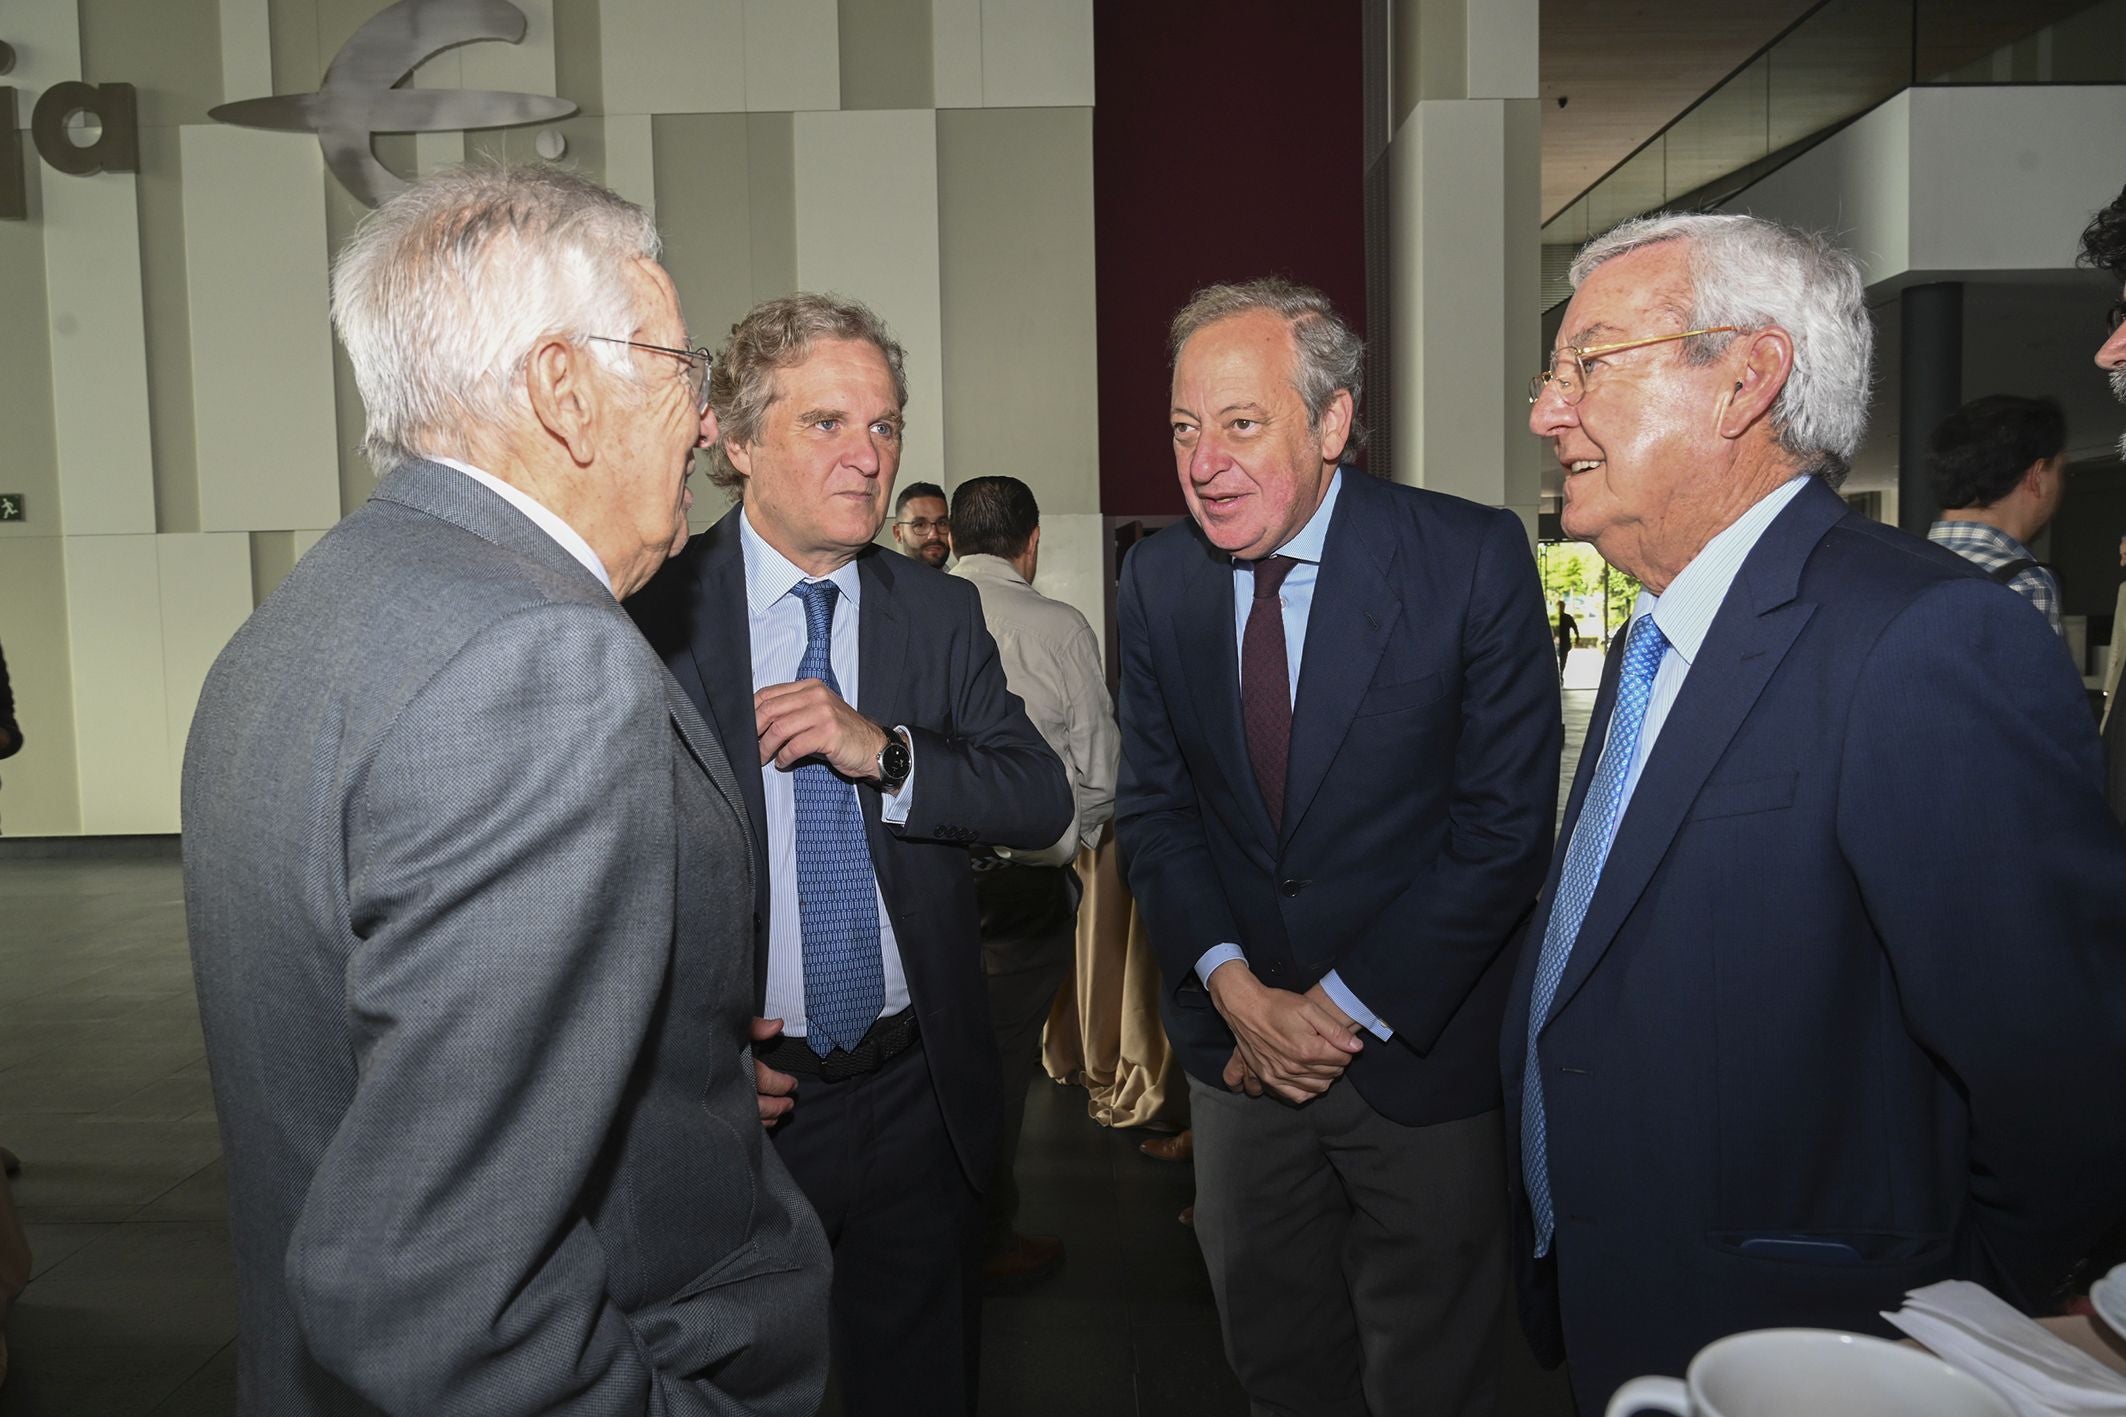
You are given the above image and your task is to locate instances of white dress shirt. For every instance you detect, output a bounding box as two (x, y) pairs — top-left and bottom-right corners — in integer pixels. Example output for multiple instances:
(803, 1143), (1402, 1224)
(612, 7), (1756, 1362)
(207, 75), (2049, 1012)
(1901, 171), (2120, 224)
(431, 457), (612, 593)
(739, 511), (913, 1037)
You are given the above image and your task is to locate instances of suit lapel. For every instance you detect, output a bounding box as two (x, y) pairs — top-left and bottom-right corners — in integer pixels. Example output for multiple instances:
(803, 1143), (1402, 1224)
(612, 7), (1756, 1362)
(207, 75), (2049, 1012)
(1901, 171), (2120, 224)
(684, 512), (771, 897)
(1282, 478), (1399, 845)
(854, 548), (908, 741)
(1174, 531), (1276, 853)
(1543, 479), (1847, 1027)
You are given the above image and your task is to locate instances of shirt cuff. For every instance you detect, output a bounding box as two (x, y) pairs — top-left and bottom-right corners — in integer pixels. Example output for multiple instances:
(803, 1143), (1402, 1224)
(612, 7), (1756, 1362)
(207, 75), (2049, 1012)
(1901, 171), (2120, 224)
(880, 725), (914, 826)
(1318, 969), (1392, 1042)
(1194, 943), (1246, 989)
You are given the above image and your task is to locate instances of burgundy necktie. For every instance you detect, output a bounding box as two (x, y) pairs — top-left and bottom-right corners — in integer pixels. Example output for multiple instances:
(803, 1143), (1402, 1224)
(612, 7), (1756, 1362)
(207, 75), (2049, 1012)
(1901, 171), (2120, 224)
(1242, 555), (1298, 829)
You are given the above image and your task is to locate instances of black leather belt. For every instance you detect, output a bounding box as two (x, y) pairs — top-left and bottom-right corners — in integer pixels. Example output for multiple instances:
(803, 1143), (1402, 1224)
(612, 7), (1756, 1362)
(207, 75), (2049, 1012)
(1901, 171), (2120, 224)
(755, 1007), (920, 1082)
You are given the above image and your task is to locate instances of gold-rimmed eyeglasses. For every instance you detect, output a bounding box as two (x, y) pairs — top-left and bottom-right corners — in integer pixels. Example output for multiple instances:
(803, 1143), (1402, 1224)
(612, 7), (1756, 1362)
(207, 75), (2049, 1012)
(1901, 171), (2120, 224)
(1527, 326), (1742, 405)
(588, 336), (714, 413)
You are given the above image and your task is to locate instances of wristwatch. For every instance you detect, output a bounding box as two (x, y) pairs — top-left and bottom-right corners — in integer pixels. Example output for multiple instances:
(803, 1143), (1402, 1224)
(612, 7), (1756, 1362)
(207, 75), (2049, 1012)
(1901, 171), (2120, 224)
(875, 726), (911, 792)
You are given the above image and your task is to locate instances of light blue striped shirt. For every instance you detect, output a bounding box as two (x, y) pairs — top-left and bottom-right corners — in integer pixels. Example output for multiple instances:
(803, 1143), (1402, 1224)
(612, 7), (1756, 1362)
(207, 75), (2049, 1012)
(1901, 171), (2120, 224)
(739, 511), (914, 1038)
(1616, 475), (1809, 814)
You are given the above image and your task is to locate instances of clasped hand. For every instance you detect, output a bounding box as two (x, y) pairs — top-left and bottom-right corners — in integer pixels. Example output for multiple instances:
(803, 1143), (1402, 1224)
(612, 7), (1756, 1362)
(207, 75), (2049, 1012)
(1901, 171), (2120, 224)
(1207, 965), (1362, 1104)
(754, 679), (889, 781)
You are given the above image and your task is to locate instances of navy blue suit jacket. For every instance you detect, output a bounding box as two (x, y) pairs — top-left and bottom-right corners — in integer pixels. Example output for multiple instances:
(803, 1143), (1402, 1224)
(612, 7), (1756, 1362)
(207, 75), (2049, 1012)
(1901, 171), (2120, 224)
(1115, 469), (1562, 1126)
(1501, 476), (2126, 1410)
(627, 505), (1072, 1185)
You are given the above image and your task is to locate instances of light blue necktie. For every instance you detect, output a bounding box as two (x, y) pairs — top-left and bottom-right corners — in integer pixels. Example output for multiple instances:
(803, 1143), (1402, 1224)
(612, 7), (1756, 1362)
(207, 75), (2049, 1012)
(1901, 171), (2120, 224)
(788, 579), (884, 1057)
(1522, 612), (1671, 1256)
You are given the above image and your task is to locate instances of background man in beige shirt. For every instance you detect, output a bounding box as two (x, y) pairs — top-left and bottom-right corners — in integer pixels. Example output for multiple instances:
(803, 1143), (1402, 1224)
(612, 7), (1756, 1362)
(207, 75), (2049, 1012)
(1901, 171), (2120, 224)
(950, 475), (1119, 1287)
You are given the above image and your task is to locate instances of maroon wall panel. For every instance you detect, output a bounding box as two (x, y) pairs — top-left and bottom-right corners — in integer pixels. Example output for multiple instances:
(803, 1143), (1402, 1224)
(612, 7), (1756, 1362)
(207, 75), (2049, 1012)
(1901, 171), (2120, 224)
(1093, 1), (1368, 518)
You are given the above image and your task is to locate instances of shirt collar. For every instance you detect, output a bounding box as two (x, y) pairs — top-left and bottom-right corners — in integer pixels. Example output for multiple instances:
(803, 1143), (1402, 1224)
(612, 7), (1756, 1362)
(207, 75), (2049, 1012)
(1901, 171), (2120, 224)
(1641, 474), (1810, 666)
(430, 456), (612, 593)
(739, 507), (864, 618)
(1929, 519), (2036, 560)
(1236, 467), (1344, 568)
(952, 552), (1029, 587)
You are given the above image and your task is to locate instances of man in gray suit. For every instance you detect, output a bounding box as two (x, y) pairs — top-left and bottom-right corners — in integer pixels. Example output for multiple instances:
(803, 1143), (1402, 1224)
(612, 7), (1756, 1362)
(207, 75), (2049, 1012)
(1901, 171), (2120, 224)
(182, 164), (830, 1415)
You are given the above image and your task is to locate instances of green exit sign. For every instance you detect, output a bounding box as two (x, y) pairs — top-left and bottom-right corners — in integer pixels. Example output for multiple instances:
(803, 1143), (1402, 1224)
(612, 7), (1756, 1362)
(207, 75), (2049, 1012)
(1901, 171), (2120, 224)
(0, 494), (22, 522)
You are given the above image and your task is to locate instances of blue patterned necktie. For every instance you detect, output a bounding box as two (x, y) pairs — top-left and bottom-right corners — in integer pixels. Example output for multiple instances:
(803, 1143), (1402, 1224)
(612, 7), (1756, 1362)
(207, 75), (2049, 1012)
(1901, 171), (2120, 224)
(788, 579), (884, 1057)
(1522, 612), (1671, 1256)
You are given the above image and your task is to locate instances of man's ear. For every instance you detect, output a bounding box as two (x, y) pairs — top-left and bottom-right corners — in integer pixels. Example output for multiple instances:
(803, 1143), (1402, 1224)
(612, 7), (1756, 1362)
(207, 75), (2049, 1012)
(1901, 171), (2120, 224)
(1316, 388), (1355, 465)
(1718, 327), (1795, 442)
(724, 438), (754, 480)
(527, 334), (598, 467)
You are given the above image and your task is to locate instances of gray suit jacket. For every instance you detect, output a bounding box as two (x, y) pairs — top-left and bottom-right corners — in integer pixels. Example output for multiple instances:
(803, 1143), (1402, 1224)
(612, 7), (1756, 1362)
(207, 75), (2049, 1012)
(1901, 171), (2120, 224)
(182, 460), (830, 1416)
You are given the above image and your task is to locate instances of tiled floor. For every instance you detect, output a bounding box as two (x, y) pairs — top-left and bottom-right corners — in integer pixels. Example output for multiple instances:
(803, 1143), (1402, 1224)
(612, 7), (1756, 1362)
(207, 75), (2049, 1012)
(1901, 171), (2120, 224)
(0, 693), (1594, 1416)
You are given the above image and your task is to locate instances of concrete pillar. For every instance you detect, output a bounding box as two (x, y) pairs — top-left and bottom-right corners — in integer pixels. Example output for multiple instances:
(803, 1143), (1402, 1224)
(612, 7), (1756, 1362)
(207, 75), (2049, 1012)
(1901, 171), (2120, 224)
(1365, 0), (1541, 530)
(1898, 282), (1963, 538)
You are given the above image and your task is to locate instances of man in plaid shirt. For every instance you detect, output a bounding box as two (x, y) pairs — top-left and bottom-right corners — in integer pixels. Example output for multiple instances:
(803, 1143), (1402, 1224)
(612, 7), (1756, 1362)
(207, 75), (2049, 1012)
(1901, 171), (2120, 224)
(1925, 394), (2069, 642)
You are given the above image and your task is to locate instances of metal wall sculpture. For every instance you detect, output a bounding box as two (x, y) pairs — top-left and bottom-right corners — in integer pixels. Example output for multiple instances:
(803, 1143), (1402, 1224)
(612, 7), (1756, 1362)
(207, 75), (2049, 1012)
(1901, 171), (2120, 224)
(209, 0), (576, 209)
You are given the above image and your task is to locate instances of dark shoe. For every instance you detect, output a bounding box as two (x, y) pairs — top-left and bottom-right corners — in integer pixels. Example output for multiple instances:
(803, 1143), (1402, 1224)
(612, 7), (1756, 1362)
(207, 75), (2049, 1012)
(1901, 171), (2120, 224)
(0, 1147), (17, 1177)
(983, 1232), (1064, 1291)
(1138, 1128), (1193, 1163)
(1179, 1204), (1195, 1227)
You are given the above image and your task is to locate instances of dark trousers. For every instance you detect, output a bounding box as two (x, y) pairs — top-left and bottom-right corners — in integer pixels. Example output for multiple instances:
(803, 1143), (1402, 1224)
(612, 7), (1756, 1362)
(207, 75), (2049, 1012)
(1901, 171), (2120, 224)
(1191, 1077), (1514, 1417)
(975, 862), (1079, 1248)
(772, 1037), (982, 1417)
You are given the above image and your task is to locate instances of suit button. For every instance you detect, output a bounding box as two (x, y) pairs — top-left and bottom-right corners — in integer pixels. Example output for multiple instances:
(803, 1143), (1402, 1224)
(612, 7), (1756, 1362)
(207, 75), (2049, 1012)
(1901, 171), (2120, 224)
(1279, 879), (1307, 897)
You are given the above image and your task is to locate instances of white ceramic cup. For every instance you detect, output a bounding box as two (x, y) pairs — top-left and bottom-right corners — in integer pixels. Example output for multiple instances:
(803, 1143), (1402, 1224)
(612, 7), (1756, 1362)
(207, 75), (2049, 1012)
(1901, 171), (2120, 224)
(1604, 1329), (2016, 1417)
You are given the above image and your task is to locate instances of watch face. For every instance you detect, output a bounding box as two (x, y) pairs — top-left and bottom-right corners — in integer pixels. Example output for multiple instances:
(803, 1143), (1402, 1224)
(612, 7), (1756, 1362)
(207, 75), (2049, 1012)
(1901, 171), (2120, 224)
(881, 738), (911, 780)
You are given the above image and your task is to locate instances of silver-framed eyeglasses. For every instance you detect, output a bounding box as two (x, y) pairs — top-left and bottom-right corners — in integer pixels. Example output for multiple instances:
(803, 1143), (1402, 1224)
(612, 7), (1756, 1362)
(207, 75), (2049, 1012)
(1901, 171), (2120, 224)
(588, 336), (713, 413)
(1528, 326), (1741, 405)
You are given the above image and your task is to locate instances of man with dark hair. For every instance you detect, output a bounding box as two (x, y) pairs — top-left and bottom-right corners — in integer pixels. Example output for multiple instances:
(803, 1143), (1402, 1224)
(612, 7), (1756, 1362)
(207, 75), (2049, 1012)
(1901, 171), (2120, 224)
(627, 294), (1071, 1415)
(1926, 394), (2069, 639)
(891, 480), (953, 567)
(1118, 278), (1560, 1414)
(948, 475), (1119, 1290)
(2081, 182), (2126, 820)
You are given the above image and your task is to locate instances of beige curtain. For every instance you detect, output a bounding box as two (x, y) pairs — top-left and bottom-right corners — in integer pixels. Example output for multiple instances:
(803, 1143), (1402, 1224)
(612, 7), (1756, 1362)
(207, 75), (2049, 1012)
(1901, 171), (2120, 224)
(1041, 833), (1187, 1131)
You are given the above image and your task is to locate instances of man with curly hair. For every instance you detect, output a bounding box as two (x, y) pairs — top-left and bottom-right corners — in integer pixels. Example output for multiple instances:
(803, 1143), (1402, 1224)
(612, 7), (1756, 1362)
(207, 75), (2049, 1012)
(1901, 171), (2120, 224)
(628, 293), (1071, 1416)
(2079, 185), (2126, 818)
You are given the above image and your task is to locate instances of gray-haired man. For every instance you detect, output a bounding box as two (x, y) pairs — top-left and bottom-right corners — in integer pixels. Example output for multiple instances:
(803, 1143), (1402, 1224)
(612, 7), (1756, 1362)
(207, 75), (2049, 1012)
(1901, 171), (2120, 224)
(183, 164), (830, 1415)
(1514, 211), (2126, 1410)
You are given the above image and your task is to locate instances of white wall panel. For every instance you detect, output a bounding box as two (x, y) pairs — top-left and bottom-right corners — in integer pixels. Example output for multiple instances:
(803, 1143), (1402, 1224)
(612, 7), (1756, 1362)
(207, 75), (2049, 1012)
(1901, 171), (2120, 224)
(1466, 0), (1538, 100)
(219, 0), (274, 100)
(1029, 512), (1105, 664)
(979, 0), (1093, 108)
(0, 535), (81, 835)
(64, 534), (176, 833)
(599, 0), (746, 115)
(744, 0), (841, 112)
(603, 114), (656, 214)
(43, 169), (156, 535)
(931, 0), (983, 107)
(8, 0), (83, 132)
(179, 124), (340, 533)
(157, 533), (254, 815)
(792, 110), (945, 491)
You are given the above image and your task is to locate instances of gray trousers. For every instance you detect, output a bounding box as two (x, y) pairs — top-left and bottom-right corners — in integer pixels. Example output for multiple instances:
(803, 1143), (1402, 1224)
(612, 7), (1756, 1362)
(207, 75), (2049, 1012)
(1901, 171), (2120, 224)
(1190, 1075), (1513, 1417)
(977, 862), (1079, 1248)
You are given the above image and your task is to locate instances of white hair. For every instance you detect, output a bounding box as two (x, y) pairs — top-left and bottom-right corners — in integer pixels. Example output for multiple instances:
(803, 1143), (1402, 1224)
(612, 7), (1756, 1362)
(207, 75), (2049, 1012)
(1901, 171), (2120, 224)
(1570, 212), (1872, 482)
(330, 162), (662, 469)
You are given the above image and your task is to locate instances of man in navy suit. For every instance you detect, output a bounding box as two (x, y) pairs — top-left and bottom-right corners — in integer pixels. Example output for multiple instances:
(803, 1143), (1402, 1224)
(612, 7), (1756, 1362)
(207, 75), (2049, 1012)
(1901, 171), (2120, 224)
(627, 293), (1071, 1415)
(1116, 279), (1561, 1415)
(1514, 211), (2126, 1412)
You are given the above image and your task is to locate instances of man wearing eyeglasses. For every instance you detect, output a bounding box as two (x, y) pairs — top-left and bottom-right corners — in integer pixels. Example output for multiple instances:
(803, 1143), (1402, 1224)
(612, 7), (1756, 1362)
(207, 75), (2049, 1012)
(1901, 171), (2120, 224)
(1512, 211), (2126, 1412)
(181, 166), (831, 1415)
(628, 293), (1071, 1416)
(891, 481), (954, 568)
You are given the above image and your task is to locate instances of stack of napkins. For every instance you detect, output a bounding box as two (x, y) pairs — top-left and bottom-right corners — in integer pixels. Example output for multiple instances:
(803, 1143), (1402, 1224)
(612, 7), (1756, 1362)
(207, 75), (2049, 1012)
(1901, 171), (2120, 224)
(1882, 1280), (2126, 1416)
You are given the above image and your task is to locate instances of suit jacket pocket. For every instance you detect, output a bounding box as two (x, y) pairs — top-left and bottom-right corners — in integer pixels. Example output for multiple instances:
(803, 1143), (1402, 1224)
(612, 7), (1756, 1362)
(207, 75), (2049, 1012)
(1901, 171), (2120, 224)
(1354, 671), (1447, 718)
(1705, 1229), (1948, 1268)
(1688, 770), (1797, 822)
